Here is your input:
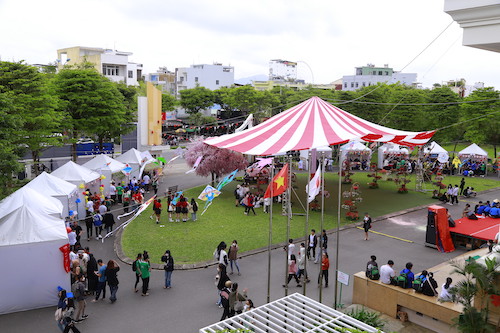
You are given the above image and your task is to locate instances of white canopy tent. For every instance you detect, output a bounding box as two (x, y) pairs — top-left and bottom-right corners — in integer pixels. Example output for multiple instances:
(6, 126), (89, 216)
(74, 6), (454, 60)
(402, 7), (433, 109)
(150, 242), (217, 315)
(458, 143), (488, 162)
(299, 146), (333, 171)
(340, 141), (372, 170)
(200, 293), (381, 333)
(424, 141), (449, 164)
(0, 187), (70, 315)
(82, 154), (126, 196)
(377, 143), (410, 169)
(24, 171), (78, 218)
(116, 148), (155, 180)
(51, 161), (100, 219)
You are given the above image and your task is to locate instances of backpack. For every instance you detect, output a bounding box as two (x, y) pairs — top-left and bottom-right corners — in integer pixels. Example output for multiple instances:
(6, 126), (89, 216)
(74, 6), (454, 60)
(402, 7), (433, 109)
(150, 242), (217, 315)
(93, 214), (102, 227)
(412, 277), (424, 293)
(367, 267), (380, 280)
(132, 259), (137, 272)
(397, 273), (408, 288)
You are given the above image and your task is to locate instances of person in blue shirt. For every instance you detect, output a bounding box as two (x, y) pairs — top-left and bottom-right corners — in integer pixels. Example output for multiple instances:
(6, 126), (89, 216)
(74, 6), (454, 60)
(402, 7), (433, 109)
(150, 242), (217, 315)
(490, 204), (500, 218)
(477, 202), (487, 215)
(484, 202), (492, 216)
(92, 259), (107, 302)
(400, 262), (415, 288)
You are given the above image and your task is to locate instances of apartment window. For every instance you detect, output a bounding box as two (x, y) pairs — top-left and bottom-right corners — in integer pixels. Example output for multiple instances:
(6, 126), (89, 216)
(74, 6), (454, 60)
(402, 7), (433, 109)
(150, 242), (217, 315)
(103, 65), (119, 76)
(128, 70), (133, 78)
(216, 80), (220, 85)
(351, 82), (354, 88)
(385, 71), (389, 75)
(344, 82), (347, 88)
(378, 71), (383, 75)
(195, 77), (199, 83)
(355, 82), (359, 88)
(362, 82), (366, 87)
(372, 71), (376, 75)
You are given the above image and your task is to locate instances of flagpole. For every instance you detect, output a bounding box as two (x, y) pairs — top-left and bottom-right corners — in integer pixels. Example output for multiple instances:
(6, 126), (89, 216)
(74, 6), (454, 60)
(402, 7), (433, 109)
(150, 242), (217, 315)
(319, 152), (325, 303)
(334, 148), (343, 309)
(284, 156), (292, 296)
(303, 151), (312, 296)
(266, 159), (275, 303)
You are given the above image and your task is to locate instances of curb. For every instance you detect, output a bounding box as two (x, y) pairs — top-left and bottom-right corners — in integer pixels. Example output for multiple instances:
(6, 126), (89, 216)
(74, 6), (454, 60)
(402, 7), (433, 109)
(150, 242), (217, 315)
(115, 187), (500, 271)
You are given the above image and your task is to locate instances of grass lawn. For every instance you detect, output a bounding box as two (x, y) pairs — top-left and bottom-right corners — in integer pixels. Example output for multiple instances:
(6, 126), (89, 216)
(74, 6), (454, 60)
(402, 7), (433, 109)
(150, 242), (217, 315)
(121, 171), (497, 265)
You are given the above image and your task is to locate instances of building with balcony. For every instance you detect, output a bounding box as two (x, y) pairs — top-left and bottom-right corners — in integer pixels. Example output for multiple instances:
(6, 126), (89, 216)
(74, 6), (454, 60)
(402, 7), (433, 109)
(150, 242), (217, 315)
(175, 63), (234, 94)
(56, 46), (142, 86)
(145, 67), (176, 95)
(342, 64), (418, 91)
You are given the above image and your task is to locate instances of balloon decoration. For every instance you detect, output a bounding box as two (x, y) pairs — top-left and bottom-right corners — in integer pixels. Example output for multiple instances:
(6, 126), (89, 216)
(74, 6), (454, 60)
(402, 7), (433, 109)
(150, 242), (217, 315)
(75, 198), (81, 204)
(69, 210), (74, 216)
(79, 183), (85, 189)
(100, 175), (106, 180)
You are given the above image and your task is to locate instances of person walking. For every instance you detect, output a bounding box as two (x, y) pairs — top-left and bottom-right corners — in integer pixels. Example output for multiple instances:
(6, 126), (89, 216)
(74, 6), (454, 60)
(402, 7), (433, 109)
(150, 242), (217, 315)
(318, 252), (330, 287)
(84, 212), (93, 241)
(451, 184), (459, 205)
(133, 253), (142, 293)
(459, 178), (466, 196)
(216, 264), (230, 308)
(306, 229), (318, 261)
(56, 289), (68, 332)
(93, 212), (103, 240)
(161, 250), (174, 289)
(315, 229), (328, 264)
(214, 241), (229, 267)
(190, 198), (198, 221)
(228, 240), (240, 275)
(92, 259), (107, 302)
(297, 243), (310, 284)
(73, 275), (87, 322)
(86, 253), (98, 296)
(228, 282), (247, 318)
(137, 255), (151, 296)
(283, 254), (301, 288)
(153, 199), (162, 224)
(105, 260), (120, 303)
(363, 213), (372, 241)
(61, 297), (81, 333)
(243, 193), (256, 215)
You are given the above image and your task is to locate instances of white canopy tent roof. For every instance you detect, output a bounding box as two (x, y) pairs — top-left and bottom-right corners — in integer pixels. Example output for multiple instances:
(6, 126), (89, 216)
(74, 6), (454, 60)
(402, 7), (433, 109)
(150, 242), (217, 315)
(424, 141), (449, 163)
(200, 293), (381, 333)
(459, 143), (488, 159)
(51, 161), (100, 184)
(81, 154), (126, 173)
(340, 141), (372, 159)
(0, 187), (70, 314)
(24, 172), (78, 218)
(116, 148), (155, 179)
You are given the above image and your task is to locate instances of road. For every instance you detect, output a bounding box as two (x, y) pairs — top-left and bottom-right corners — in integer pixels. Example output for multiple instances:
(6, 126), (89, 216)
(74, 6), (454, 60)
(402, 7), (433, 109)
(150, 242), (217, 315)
(1, 158), (498, 332)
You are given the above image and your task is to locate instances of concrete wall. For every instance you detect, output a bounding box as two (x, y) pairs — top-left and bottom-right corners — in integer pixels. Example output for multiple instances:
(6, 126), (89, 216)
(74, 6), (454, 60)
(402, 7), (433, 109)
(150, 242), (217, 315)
(147, 82), (162, 146)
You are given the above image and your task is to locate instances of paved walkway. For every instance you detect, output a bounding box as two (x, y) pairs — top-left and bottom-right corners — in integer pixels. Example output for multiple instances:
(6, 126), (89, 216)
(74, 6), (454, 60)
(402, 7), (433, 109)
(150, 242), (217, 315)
(1, 159), (498, 332)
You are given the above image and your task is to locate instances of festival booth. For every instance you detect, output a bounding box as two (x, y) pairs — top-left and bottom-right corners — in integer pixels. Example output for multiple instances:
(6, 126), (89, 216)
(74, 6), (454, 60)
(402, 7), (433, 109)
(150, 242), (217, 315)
(299, 146), (333, 170)
(424, 141), (449, 163)
(82, 154), (126, 195)
(377, 143), (409, 169)
(24, 171), (78, 218)
(0, 187), (70, 315)
(116, 148), (155, 180)
(340, 141), (371, 170)
(458, 143), (488, 176)
(51, 161), (100, 219)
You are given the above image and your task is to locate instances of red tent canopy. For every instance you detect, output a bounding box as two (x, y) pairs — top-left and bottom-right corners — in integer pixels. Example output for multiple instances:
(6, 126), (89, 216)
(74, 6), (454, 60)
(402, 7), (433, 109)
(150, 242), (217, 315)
(204, 96), (435, 155)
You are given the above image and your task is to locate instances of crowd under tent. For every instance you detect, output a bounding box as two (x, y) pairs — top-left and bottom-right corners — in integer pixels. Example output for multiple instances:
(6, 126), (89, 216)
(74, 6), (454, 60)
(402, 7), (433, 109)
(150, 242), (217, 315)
(299, 146), (333, 170)
(82, 154), (126, 196)
(24, 171), (78, 218)
(51, 161), (100, 219)
(340, 141), (372, 170)
(424, 141), (449, 164)
(0, 187), (70, 315)
(116, 148), (155, 180)
(377, 143), (410, 169)
(199, 293), (381, 333)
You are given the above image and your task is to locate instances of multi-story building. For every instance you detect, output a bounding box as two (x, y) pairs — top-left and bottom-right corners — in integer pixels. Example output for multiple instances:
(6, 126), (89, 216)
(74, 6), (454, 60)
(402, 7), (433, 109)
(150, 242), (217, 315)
(342, 64), (417, 91)
(56, 46), (142, 86)
(269, 59), (297, 82)
(145, 67), (176, 95)
(175, 63), (234, 94)
(253, 80), (340, 91)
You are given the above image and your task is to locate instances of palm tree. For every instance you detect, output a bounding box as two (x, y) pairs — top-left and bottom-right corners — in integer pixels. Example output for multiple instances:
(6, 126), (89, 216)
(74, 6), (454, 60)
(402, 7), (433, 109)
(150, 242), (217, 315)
(450, 256), (500, 333)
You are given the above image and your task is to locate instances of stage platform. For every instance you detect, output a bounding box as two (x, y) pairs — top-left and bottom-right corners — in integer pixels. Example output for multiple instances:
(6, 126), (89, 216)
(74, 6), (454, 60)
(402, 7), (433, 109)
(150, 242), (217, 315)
(449, 216), (500, 241)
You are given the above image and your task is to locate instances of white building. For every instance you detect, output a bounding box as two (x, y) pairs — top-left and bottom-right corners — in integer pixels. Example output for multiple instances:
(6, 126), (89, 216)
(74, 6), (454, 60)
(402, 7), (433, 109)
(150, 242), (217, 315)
(145, 67), (176, 94)
(342, 64), (418, 91)
(269, 59), (297, 81)
(175, 63), (234, 94)
(57, 46), (143, 86)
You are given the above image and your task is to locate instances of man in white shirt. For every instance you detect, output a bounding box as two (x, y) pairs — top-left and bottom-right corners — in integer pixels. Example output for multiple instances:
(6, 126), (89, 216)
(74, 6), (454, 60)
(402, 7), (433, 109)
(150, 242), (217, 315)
(98, 203), (107, 215)
(143, 174), (151, 192)
(86, 199), (94, 214)
(109, 182), (117, 204)
(379, 260), (396, 285)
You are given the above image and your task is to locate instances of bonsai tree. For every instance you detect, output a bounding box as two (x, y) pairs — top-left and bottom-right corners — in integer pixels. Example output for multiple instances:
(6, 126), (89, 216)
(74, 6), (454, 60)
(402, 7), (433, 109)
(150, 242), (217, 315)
(341, 182), (363, 220)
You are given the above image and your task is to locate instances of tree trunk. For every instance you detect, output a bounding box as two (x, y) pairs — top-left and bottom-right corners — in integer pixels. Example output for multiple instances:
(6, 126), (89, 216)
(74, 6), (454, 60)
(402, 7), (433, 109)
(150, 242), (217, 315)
(72, 130), (78, 162)
(32, 150), (40, 176)
(99, 137), (104, 153)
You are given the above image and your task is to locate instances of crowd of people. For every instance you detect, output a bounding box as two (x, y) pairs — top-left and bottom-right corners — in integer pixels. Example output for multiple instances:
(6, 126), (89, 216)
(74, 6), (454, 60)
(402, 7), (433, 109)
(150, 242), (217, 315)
(364, 256), (454, 302)
(461, 198), (500, 220)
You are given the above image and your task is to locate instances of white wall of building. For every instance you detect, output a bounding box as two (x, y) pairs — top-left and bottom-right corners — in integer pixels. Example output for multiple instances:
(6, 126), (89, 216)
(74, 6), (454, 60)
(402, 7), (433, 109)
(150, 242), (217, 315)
(175, 64), (234, 93)
(342, 72), (417, 91)
(269, 59), (297, 81)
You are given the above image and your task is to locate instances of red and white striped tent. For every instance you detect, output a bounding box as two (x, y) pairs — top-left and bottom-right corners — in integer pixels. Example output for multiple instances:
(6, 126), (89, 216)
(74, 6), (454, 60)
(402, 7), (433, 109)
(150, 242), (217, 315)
(204, 96), (435, 155)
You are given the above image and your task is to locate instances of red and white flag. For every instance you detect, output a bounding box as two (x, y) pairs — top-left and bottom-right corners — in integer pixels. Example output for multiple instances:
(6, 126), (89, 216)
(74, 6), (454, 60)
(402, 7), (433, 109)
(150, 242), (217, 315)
(306, 165), (321, 203)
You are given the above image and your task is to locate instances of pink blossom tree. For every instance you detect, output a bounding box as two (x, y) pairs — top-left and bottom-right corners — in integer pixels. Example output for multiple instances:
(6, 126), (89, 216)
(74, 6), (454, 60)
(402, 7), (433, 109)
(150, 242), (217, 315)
(185, 137), (248, 185)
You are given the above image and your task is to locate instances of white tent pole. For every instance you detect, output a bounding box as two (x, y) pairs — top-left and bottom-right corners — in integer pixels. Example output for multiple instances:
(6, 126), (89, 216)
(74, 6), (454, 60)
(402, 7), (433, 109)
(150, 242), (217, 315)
(303, 151), (312, 296)
(284, 155), (292, 296)
(334, 148), (343, 309)
(319, 152), (325, 303)
(266, 159), (275, 303)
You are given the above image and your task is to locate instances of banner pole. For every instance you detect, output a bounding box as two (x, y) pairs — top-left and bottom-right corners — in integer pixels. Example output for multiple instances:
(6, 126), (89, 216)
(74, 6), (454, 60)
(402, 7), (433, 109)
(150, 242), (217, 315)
(334, 149), (343, 309)
(266, 158), (275, 303)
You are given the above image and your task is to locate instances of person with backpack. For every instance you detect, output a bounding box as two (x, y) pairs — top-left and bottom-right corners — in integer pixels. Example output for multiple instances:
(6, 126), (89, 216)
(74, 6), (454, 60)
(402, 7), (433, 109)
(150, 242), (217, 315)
(93, 212), (103, 240)
(73, 275), (87, 323)
(161, 250), (174, 289)
(190, 198), (198, 221)
(422, 271), (438, 296)
(398, 262), (415, 289)
(412, 270), (427, 293)
(105, 260), (120, 303)
(365, 255), (379, 280)
(136, 254), (151, 296)
(132, 253), (142, 293)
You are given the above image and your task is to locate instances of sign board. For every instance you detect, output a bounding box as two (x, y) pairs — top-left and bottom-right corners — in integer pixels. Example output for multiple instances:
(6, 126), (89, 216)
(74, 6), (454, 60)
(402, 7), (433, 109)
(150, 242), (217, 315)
(337, 271), (349, 286)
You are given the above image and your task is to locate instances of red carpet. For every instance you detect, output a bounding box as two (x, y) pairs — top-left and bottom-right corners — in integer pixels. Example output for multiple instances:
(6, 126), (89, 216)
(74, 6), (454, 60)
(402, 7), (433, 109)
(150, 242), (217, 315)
(450, 216), (500, 241)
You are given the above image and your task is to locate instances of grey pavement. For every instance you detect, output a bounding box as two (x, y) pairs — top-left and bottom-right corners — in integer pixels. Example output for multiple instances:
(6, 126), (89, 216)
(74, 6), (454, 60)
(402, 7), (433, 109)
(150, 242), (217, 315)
(1, 161), (498, 332)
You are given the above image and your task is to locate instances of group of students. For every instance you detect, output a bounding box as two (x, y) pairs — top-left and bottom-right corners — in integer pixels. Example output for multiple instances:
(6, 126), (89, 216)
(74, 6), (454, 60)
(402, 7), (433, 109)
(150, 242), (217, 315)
(213, 241), (252, 321)
(235, 184), (270, 215)
(365, 256), (454, 302)
(462, 199), (500, 220)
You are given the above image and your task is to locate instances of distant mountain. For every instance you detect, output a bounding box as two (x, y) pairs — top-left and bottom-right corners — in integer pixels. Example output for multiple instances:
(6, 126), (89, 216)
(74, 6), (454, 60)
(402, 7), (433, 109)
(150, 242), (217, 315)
(235, 74), (268, 85)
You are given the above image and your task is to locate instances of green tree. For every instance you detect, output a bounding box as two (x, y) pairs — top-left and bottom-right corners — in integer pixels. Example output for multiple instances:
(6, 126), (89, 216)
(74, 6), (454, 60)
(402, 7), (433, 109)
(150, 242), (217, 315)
(54, 65), (133, 160)
(179, 86), (214, 114)
(422, 87), (461, 142)
(382, 85), (426, 131)
(0, 61), (63, 175)
(460, 87), (500, 155)
(161, 92), (178, 112)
